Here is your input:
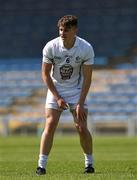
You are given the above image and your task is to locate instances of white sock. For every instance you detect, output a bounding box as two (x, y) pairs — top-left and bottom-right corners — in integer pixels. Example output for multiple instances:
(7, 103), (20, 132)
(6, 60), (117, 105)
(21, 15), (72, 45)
(38, 154), (48, 169)
(84, 153), (94, 167)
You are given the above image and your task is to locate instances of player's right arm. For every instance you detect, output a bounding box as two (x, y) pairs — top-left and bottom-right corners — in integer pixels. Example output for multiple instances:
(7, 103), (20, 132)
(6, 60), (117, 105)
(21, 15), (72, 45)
(42, 62), (68, 109)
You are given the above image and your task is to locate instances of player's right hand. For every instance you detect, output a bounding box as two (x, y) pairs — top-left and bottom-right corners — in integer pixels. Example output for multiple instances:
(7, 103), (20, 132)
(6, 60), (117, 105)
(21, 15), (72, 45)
(56, 97), (68, 110)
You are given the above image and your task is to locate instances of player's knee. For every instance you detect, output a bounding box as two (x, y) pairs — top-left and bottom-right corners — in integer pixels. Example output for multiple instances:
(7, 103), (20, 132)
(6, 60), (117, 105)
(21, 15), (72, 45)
(44, 119), (56, 134)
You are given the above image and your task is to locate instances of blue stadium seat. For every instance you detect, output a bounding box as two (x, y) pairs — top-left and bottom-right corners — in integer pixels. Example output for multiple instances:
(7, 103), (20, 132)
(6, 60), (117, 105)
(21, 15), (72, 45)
(0, 60), (137, 125)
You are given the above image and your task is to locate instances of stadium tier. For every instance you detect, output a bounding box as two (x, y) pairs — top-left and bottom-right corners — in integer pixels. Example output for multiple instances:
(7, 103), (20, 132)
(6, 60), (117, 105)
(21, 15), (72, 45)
(0, 0), (137, 58)
(0, 59), (137, 135)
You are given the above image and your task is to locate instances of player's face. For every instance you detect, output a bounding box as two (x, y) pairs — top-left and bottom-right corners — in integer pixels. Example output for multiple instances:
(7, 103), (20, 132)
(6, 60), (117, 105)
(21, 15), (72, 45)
(59, 26), (77, 43)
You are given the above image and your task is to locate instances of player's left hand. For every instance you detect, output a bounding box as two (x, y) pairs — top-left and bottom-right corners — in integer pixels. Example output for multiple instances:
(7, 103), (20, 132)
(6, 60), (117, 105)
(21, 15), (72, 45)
(75, 104), (87, 124)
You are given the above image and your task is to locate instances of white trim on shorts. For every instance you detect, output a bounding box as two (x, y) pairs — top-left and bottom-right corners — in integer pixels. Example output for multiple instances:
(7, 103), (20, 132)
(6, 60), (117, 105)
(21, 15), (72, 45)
(45, 102), (88, 111)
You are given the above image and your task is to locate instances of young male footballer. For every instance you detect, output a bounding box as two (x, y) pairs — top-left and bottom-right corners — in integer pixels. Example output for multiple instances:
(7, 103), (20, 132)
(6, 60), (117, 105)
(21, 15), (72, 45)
(36, 15), (95, 175)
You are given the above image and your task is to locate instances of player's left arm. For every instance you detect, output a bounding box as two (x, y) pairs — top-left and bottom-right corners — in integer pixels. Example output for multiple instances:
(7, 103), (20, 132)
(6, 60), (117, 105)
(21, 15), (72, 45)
(79, 64), (92, 105)
(76, 64), (93, 121)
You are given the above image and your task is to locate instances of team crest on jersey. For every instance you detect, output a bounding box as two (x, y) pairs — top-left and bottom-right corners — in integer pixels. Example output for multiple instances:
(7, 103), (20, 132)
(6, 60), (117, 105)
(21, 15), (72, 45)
(75, 56), (81, 63)
(60, 64), (73, 80)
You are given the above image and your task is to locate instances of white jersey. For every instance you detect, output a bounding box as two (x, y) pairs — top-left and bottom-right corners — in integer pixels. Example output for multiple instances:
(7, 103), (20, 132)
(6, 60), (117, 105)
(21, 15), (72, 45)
(42, 36), (95, 106)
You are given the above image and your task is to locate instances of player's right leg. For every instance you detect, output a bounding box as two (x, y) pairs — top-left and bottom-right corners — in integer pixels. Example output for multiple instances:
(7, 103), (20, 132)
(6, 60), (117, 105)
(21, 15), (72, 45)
(36, 108), (62, 175)
(71, 108), (95, 174)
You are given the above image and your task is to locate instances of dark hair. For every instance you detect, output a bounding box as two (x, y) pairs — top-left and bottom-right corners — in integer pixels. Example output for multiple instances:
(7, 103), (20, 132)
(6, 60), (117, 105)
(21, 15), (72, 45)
(57, 15), (78, 28)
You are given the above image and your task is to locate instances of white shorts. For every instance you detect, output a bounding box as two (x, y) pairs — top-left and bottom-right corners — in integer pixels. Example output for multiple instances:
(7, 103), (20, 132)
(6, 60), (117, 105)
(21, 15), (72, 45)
(45, 87), (88, 111)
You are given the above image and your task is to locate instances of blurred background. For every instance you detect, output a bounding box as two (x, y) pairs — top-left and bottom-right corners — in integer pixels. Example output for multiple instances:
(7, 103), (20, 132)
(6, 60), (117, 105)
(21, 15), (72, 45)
(0, 0), (137, 136)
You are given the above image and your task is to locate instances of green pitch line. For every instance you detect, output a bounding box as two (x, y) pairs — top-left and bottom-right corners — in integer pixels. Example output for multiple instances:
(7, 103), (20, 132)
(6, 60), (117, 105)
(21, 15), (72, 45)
(0, 135), (137, 180)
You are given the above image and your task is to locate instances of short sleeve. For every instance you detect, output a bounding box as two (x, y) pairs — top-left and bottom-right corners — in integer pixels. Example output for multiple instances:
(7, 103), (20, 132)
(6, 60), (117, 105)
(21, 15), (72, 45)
(83, 44), (95, 65)
(42, 42), (53, 64)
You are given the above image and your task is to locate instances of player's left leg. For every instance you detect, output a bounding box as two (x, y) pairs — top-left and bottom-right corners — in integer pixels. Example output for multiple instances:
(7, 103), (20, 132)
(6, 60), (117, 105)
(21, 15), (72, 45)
(71, 109), (95, 173)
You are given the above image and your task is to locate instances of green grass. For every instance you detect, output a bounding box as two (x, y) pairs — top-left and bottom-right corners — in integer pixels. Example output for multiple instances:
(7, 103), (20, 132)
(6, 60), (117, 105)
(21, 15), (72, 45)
(0, 135), (137, 180)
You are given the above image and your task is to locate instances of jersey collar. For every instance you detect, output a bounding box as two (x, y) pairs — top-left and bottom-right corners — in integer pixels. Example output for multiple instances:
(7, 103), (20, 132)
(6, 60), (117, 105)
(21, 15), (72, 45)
(59, 36), (79, 49)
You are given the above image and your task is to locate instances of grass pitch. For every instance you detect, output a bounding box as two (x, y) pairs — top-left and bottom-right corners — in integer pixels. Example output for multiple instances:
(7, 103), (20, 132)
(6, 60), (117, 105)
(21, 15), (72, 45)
(0, 134), (137, 180)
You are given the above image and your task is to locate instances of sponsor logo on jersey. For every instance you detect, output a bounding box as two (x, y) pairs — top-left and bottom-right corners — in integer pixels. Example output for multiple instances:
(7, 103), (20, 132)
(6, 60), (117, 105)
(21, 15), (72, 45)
(54, 56), (61, 60)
